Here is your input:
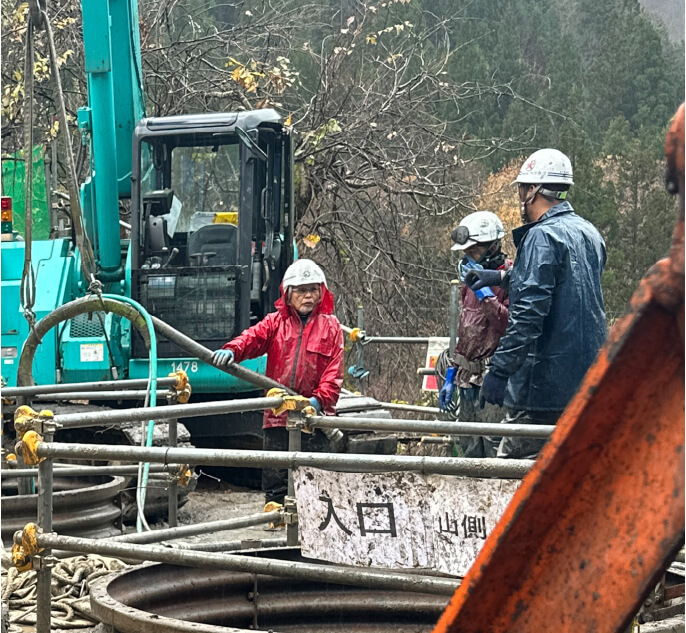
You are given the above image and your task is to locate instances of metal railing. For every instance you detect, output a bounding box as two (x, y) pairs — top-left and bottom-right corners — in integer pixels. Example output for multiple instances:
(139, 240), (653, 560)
(13, 392), (550, 633)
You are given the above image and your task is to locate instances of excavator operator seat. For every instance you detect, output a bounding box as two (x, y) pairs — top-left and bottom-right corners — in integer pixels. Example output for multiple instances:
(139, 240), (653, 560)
(188, 223), (237, 266)
(143, 189), (174, 254)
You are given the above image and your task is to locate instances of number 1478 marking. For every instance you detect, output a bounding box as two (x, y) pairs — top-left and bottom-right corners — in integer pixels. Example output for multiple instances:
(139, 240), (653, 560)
(171, 361), (198, 373)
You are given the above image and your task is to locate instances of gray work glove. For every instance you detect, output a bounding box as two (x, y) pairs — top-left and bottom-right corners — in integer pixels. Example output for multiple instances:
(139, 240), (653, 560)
(464, 269), (506, 291)
(211, 349), (234, 367)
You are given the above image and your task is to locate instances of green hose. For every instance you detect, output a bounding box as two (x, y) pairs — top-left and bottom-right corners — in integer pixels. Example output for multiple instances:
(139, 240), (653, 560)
(102, 294), (157, 532)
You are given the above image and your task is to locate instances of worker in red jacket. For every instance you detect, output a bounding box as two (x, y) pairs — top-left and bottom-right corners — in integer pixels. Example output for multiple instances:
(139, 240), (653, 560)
(212, 259), (345, 507)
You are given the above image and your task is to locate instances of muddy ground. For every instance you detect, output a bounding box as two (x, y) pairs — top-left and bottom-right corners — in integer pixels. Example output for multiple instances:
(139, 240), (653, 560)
(171, 475), (279, 544)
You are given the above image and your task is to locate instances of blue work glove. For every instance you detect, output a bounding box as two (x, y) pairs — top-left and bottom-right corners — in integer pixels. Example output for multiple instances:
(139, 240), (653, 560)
(438, 366), (457, 412)
(465, 269), (505, 291)
(479, 371), (508, 408)
(211, 349), (234, 367)
(309, 397), (323, 414)
(474, 286), (495, 301)
(458, 256), (482, 283)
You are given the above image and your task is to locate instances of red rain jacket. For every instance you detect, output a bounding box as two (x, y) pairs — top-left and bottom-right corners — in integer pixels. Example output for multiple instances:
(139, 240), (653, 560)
(455, 263), (510, 388)
(222, 283), (344, 428)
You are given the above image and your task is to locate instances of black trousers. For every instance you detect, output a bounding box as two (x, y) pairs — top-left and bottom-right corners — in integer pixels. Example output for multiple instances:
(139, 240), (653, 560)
(456, 386), (502, 458)
(262, 426), (329, 504)
(497, 409), (561, 459)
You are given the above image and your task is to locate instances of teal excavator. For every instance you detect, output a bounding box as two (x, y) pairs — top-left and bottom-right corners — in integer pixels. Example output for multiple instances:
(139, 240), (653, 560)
(1, 0), (295, 488)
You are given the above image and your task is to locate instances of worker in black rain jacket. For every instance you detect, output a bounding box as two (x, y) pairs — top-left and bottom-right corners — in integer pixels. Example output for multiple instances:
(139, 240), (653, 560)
(465, 148), (607, 459)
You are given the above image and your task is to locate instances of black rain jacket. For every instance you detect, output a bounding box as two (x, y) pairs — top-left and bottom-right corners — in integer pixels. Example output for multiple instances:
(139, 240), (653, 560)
(489, 201), (607, 412)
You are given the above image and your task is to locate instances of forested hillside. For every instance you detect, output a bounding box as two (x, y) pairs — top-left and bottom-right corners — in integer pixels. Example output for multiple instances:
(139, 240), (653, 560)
(640, 0), (684, 43)
(2, 0), (683, 399)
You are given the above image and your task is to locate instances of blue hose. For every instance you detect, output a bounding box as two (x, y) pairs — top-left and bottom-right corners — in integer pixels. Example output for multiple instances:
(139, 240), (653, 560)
(102, 294), (157, 532)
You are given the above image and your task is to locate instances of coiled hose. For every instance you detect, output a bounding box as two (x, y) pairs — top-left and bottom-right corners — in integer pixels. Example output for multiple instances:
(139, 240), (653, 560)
(434, 348), (459, 420)
(15, 294), (159, 534)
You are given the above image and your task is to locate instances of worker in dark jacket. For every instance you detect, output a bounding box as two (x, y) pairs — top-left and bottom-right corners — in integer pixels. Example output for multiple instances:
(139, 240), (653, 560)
(439, 211), (510, 457)
(466, 149), (606, 459)
(212, 259), (345, 506)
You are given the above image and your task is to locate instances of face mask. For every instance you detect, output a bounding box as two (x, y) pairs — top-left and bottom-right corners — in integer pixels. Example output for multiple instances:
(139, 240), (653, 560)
(519, 184), (542, 224)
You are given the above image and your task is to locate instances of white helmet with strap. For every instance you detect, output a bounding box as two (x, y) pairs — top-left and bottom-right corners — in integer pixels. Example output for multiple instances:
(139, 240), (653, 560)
(282, 259), (327, 289)
(516, 148), (574, 200)
(451, 211), (505, 251)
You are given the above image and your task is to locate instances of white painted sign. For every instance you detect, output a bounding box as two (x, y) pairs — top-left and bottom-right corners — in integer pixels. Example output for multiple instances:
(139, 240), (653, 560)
(79, 343), (104, 363)
(294, 468), (519, 577)
(421, 336), (450, 392)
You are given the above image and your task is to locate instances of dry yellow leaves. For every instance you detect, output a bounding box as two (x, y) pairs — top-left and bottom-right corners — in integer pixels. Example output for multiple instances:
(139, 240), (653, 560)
(476, 160), (521, 256)
(303, 234), (321, 249)
(48, 120), (60, 139)
(230, 64), (261, 93)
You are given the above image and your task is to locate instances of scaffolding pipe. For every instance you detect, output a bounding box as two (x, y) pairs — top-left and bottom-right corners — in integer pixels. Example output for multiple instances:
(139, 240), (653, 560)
(168, 416), (178, 528)
(36, 443), (533, 478)
(362, 336), (431, 344)
(3, 464), (180, 478)
(182, 536), (288, 552)
(109, 510), (283, 545)
(309, 416), (555, 439)
(149, 315), (296, 395)
(381, 402), (441, 415)
(47, 396), (283, 429)
(32, 532), (461, 596)
(420, 437), (454, 445)
(33, 389), (174, 401)
(340, 325), (430, 345)
(449, 279), (460, 355)
(417, 368), (437, 376)
(2, 377), (178, 397)
(36, 429), (54, 633)
(287, 422), (302, 546)
(356, 303), (366, 395)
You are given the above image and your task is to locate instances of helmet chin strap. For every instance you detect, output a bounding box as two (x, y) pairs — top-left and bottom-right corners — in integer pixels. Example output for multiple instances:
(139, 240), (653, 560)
(477, 240), (505, 270)
(520, 184), (542, 224)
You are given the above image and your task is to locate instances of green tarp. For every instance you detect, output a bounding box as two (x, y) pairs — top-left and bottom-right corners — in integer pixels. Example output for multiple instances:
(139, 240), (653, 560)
(1, 145), (49, 239)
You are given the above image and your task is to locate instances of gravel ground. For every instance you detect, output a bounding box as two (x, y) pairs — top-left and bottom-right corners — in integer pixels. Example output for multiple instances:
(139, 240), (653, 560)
(156, 475), (281, 546)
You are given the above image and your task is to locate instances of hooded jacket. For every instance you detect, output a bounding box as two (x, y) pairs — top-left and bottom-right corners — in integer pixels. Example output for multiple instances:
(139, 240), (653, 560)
(222, 283), (344, 428)
(489, 201), (607, 411)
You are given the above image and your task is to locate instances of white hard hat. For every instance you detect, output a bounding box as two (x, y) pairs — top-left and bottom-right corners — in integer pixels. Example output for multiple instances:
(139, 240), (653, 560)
(282, 259), (327, 289)
(516, 148), (574, 186)
(451, 211), (505, 251)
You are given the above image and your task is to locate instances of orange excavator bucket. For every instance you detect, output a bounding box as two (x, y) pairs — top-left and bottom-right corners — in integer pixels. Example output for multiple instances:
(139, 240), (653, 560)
(434, 104), (685, 633)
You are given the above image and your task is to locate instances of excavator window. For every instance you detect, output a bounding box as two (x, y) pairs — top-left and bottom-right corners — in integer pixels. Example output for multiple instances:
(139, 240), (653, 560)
(170, 141), (240, 233)
(131, 121), (293, 358)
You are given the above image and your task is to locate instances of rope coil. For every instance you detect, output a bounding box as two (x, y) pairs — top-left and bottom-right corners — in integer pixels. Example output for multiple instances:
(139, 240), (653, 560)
(2, 554), (127, 629)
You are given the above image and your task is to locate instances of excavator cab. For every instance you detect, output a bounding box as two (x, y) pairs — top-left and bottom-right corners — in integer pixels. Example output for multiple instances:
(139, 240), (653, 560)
(129, 109), (294, 359)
